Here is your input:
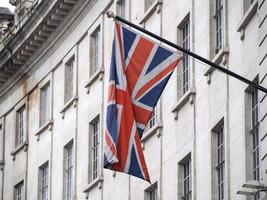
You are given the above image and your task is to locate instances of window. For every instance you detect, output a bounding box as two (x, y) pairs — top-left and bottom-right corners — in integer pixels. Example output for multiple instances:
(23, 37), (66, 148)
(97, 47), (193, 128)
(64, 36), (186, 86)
(116, 0), (126, 18)
(90, 27), (101, 76)
(182, 159), (192, 200)
(181, 19), (190, 94)
(216, 124), (225, 200)
(214, 0), (224, 53)
(251, 87), (260, 181)
(89, 116), (100, 181)
(145, 183), (158, 200)
(145, 104), (159, 131)
(64, 142), (73, 200)
(64, 57), (74, 103)
(15, 181), (24, 200)
(16, 105), (26, 146)
(40, 82), (50, 127)
(145, 0), (155, 12)
(39, 162), (49, 200)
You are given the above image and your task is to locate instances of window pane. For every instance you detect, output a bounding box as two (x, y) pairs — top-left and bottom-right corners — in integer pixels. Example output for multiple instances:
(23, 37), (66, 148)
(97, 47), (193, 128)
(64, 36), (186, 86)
(15, 182), (23, 200)
(17, 105), (25, 146)
(181, 19), (190, 94)
(90, 28), (101, 76)
(216, 125), (225, 200)
(40, 163), (49, 200)
(40, 83), (50, 126)
(65, 57), (74, 103)
(117, 0), (125, 18)
(65, 143), (73, 200)
(215, 0), (223, 53)
(182, 158), (192, 200)
(90, 117), (100, 181)
(251, 87), (260, 182)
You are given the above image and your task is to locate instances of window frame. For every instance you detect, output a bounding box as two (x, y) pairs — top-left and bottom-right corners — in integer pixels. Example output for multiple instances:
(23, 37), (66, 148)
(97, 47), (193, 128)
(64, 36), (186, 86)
(116, 0), (126, 19)
(182, 158), (192, 200)
(250, 86), (260, 181)
(39, 162), (49, 200)
(145, 182), (158, 200)
(211, 121), (225, 200)
(64, 141), (74, 200)
(39, 81), (51, 127)
(64, 56), (75, 104)
(15, 103), (26, 147)
(214, 0), (224, 54)
(14, 181), (24, 200)
(90, 26), (101, 77)
(89, 115), (100, 182)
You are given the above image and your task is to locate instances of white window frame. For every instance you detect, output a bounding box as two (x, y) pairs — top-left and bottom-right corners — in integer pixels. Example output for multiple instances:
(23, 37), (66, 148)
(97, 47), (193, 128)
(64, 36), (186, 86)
(216, 125), (225, 200)
(89, 115), (100, 182)
(214, 0), (224, 54)
(145, 182), (158, 200)
(39, 162), (49, 200)
(182, 158), (192, 200)
(90, 26), (101, 77)
(16, 105), (26, 147)
(179, 15), (190, 95)
(14, 181), (24, 200)
(39, 81), (51, 127)
(116, 0), (126, 19)
(250, 84), (260, 181)
(211, 120), (225, 200)
(64, 56), (75, 104)
(64, 141), (73, 200)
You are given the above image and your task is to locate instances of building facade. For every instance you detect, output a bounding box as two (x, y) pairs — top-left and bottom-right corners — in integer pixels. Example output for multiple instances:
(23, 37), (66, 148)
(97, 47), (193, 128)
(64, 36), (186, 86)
(0, 0), (266, 199)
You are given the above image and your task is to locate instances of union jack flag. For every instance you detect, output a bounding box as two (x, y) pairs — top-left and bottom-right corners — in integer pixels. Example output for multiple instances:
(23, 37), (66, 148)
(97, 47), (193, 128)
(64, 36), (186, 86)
(104, 22), (181, 181)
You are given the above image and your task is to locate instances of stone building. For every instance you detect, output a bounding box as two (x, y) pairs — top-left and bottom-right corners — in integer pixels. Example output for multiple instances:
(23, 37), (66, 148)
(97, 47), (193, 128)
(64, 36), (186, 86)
(0, 0), (266, 200)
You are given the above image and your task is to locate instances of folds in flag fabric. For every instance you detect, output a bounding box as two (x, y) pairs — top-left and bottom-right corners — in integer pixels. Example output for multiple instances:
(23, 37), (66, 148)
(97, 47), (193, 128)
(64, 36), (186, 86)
(104, 22), (181, 181)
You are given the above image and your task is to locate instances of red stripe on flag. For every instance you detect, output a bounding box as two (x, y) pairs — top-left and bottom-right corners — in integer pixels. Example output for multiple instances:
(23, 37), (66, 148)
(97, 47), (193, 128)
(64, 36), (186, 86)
(114, 89), (135, 171)
(105, 131), (118, 159)
(132, 104), (152, 125)
(135, 59), (180, 100)
(126, 37), (154, 95)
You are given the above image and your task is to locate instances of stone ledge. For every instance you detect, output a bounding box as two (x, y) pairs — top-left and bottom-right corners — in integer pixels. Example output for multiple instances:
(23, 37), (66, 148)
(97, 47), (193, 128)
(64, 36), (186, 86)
(11, 141), (28, 161)
(35, 120), (53, 141)
(204, 47), (229, 84)
(139, 0), (162, 24)
(85, 69), (104, 94)
(84, 176), (103, 197)
(237, 0), (258, 40)
(141, 123), (162, 148)
(172, 88), (196, 120)
(60, 95), (78, 119)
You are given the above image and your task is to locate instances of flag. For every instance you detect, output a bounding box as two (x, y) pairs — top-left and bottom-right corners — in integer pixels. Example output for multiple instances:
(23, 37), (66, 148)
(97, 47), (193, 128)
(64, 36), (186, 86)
(104, 22), (181, 181)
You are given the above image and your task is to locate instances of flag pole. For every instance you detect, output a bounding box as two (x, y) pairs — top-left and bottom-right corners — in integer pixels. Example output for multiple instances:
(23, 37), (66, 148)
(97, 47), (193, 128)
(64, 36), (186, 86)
(106, 11), (267, 94)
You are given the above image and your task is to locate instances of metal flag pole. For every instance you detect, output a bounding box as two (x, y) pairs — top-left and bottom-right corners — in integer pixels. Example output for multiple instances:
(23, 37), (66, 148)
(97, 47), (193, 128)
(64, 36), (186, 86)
(106, 11), (267, 94)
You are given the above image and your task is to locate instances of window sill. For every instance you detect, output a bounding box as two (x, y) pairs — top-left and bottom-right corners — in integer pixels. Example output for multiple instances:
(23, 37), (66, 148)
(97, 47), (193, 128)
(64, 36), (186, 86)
(11, 141), (28, 161)
(83, 176), (103, 195)
(204, 47), (229, 84)
(35, 120), (53, 141)
(85, 69), (104, 94)
(60, 95), (78, 119)
(141, 123), (162, 149)
(237, 1), (258, 40)
(0, 160), (4, 171)
(139, 0), (162, 24)
(172, 88), (196, 120)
